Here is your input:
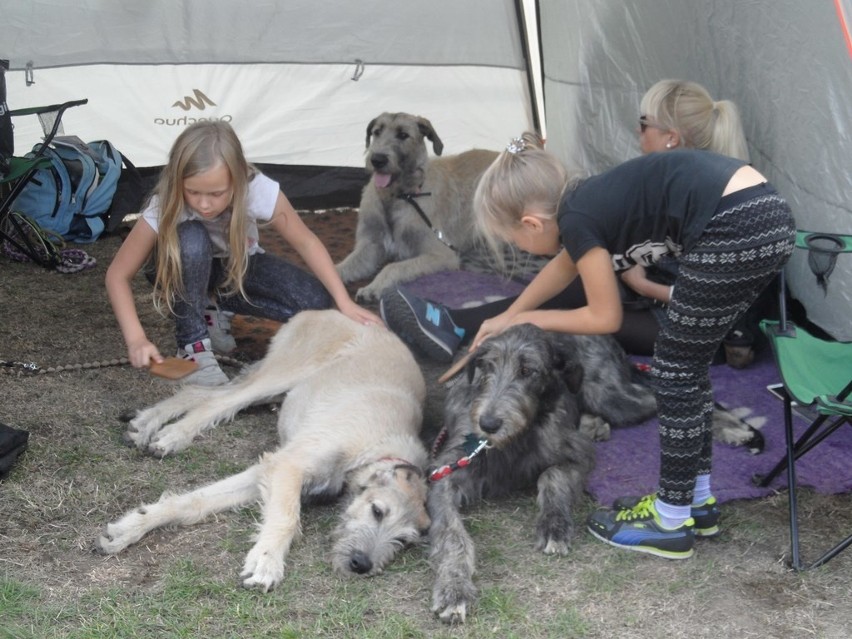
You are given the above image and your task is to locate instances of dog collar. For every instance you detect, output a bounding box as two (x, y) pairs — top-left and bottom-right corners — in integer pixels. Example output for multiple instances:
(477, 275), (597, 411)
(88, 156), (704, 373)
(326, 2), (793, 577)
(428, 435), (490, 482)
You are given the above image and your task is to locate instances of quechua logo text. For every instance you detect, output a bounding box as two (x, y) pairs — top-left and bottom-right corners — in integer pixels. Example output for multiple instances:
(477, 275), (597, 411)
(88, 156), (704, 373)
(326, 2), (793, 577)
(155, 89), (232, 126)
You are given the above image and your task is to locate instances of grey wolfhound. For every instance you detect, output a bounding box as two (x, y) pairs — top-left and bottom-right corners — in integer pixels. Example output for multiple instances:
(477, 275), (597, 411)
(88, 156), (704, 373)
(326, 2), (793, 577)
(96, 311), (430, 592)
(427, 323), (759, 624)
(427, 323), (598, 624)
(335, 112), (499, 302)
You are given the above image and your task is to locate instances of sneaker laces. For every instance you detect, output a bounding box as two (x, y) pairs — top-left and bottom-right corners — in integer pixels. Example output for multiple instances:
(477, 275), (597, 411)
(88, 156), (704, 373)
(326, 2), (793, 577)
(615, 494), (657, 522)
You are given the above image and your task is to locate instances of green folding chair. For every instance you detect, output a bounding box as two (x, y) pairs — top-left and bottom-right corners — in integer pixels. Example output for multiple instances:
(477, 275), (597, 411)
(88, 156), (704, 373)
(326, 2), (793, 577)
(755, 230), (852, 570)
(0, 98), (88, 267)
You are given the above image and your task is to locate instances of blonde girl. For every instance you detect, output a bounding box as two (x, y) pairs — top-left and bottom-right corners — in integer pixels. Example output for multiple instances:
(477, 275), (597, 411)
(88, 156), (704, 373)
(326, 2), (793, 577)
(470, 133), (795, 559)
(106, 121), (380, 385)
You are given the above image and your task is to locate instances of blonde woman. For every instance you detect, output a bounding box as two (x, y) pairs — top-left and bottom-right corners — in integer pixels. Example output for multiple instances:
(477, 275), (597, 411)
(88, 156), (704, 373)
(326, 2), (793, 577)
(106, 121), (380, 386)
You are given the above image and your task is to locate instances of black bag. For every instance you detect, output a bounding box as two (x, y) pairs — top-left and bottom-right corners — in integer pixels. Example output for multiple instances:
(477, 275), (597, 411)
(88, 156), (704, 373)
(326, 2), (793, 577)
(0, 422), (29, 479)
(1, 59), (13, 177)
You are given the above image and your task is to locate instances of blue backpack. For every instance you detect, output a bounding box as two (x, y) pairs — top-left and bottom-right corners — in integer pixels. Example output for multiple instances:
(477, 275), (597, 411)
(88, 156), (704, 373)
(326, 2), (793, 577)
(12, 135), (123, 243)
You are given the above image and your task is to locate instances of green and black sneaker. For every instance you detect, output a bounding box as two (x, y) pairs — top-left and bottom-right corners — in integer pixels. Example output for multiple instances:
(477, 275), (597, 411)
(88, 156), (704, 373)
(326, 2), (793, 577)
(587, 498), (695, 559)
(613, 493), (720, 538)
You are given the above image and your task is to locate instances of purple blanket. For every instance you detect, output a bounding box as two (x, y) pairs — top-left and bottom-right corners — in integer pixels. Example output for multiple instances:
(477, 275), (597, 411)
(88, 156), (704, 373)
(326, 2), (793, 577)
(407, 269), (850, 505)
(590, 352), (852, 505)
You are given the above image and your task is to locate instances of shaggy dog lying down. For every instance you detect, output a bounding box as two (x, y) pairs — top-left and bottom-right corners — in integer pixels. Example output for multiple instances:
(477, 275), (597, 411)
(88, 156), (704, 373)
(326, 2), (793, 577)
(96, 310), (430, 592)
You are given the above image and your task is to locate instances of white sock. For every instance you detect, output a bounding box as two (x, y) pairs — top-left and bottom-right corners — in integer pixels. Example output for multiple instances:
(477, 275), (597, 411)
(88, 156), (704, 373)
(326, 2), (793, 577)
(654, 497), (691, 530)
(693, 474), (713, 506)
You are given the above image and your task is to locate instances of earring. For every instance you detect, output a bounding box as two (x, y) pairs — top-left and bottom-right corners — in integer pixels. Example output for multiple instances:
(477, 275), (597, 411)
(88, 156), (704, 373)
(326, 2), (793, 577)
(666, 142), (673, 149)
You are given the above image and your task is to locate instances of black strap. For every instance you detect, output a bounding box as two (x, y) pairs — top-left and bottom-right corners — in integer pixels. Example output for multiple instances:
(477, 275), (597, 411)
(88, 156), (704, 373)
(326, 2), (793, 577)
(398, 192), (457, 252)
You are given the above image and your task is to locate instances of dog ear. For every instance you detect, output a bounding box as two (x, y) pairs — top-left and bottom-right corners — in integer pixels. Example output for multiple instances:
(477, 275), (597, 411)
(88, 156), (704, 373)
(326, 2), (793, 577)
(551, 336), (585, 394)
(465, 353), (481, 384)
(416, 117), (444, 156)
(365, 116), (379, 148)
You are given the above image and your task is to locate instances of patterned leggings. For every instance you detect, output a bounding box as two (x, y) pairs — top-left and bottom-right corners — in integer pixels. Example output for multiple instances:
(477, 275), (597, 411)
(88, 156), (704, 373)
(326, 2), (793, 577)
(653, 183), (796, 506)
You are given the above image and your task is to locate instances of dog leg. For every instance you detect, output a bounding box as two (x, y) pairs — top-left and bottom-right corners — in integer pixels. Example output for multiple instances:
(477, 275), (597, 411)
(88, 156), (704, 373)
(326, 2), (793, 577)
(356, 252), (460, 302)
(534, 463), (587, 555)
(427, 479), (477, 625)
(240, 450), (305, 592)
(96, 464), (262, 554)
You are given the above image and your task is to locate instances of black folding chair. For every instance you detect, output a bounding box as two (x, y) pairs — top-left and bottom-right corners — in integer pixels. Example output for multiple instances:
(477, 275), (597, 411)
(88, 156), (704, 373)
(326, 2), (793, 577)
(754, 230), (852, 570)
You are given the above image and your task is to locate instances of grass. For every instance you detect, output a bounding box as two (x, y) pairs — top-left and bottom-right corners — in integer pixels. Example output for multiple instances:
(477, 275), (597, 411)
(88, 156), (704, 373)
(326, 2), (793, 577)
(2, 225), (851, 639)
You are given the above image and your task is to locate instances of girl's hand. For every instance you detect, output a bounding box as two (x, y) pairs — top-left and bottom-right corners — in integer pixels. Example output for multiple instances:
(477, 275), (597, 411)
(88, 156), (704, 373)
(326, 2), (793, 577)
(619, 264), (649, 294)
(338, 300), (384, 327)
(469, 312), (515, 352)
(127, 339), (164, 369)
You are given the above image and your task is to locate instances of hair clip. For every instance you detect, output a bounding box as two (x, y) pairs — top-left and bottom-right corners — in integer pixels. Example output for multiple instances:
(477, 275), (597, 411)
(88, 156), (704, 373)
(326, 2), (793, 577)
(506, 136), (526, 155)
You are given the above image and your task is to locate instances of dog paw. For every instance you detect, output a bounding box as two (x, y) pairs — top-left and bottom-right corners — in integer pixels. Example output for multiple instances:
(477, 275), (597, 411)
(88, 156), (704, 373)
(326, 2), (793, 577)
(433, 601), (468, 625)
(432, 583), (476, 625)
(146, 430), (193, 458)
(94, 523), (132, 555)
(579, 414), (611, 441)
(538, 536), (571, 555)
(240, 549), (284, 593)
(354, 286), (380, 304)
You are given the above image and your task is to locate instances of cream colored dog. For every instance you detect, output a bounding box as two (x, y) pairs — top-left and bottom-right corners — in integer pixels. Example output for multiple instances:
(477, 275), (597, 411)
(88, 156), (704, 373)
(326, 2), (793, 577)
(96, 310), (430, 592)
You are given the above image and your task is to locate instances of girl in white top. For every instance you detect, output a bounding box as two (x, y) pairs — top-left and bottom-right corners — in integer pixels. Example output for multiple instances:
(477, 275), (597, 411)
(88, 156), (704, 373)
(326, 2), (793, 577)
(106, 121), (381, 385)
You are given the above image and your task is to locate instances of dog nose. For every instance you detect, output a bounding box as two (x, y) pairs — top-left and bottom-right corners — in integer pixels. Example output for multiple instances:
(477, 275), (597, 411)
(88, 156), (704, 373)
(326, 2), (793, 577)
(348, 551), (373, 574)
(370, 153), (389, 170)
(479, 415), (503, 434)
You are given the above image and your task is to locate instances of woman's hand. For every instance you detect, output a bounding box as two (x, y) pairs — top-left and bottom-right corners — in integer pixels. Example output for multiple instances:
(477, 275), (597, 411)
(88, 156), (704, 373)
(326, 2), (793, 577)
(619, 264), (650, 294)
(619, 264), (672, 304)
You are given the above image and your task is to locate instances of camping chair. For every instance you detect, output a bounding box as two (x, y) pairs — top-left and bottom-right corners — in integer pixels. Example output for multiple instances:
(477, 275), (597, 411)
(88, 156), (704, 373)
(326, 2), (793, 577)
(0, 98), (88, 267)
(754, 230), (852, 571)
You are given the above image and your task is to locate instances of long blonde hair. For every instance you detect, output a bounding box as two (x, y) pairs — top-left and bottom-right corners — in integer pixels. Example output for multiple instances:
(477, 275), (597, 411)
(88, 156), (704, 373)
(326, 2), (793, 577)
(473, 132), (579, 263)
(640, 79), (750, 161)
(150, 121), (254, 314)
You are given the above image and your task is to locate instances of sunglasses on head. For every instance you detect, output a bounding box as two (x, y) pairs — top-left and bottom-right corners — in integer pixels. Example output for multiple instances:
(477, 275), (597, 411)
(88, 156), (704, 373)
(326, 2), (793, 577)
(639, 115), (667, 133)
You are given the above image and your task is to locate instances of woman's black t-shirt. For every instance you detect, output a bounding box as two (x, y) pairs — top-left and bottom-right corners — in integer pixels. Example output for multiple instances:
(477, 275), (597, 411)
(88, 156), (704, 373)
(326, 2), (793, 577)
(558, 150), (745, 271)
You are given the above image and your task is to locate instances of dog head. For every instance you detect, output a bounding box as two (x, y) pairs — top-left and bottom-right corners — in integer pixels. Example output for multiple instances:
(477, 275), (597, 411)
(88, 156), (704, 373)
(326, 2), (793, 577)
(364, 112), (444, 195)
(330, 460), (430, 577)
(457, 323), (583, 448)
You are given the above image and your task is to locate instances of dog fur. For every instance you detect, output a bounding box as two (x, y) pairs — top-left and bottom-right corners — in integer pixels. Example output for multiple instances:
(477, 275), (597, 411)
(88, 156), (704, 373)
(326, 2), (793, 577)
(427, 323), (596, 624)
(95, 310), (431, 592)
(427, 324), (761, 623)
(335, 112), (498, 302)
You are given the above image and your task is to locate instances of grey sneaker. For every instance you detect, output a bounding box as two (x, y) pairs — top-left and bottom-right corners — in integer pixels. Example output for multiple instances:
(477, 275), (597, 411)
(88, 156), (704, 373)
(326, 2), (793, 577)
(379, 287), (465, 363)
(178, 338), (229, 386)
(204, 306), (237, 354)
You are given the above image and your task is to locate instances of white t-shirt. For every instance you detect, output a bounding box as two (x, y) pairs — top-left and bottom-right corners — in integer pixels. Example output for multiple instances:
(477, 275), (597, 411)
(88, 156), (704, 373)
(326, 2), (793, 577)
(140, 173), (280, 257)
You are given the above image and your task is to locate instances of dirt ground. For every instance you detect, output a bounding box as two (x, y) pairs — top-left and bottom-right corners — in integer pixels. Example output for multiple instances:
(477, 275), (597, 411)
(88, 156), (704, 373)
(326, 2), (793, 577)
(1, 218), (850, 638)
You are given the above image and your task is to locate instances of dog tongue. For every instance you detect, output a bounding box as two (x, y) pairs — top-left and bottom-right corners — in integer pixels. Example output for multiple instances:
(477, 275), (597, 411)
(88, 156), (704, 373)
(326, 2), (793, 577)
(374, 173), (392, 189)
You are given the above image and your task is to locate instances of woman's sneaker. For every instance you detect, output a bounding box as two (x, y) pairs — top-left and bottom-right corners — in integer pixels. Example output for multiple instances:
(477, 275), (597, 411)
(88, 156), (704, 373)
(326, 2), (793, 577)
(204, 306), (237, 354)
(612, 493), (721, 538)
(379, 287), (465, 363)
(178, 338), (229, 386)
(587, 498), (695, 559)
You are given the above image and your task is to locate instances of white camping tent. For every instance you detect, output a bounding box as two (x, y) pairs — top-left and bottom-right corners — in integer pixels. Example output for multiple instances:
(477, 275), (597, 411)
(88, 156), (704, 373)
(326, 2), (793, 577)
(3, 0), (850, 340)
(539, 0), (852, 341)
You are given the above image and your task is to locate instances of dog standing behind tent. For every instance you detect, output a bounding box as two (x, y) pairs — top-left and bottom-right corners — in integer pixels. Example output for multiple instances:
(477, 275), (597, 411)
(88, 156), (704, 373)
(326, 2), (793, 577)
(95, 310), (430, 592)
(336, 112), (498, 302)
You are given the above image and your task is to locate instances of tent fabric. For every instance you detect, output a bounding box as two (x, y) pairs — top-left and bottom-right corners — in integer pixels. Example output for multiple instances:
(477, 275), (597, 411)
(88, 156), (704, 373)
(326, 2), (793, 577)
(3, 0), (850, 341)
(2, 1), (537, 168)
(539, 0), (852, 342)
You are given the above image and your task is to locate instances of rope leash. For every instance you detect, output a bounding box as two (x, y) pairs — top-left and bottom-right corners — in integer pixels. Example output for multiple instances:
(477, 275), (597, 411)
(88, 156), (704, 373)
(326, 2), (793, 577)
(0, 354), (246, 376)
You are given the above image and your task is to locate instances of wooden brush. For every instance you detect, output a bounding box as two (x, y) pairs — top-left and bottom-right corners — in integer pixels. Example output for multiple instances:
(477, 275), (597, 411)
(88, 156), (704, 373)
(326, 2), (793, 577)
(149, 357), (198, 380)
(438, 351), (473, 384)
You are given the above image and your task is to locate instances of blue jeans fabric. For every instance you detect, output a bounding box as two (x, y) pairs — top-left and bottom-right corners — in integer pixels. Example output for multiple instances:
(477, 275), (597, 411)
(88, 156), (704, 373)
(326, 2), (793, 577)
(166, 221), (332, 348)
